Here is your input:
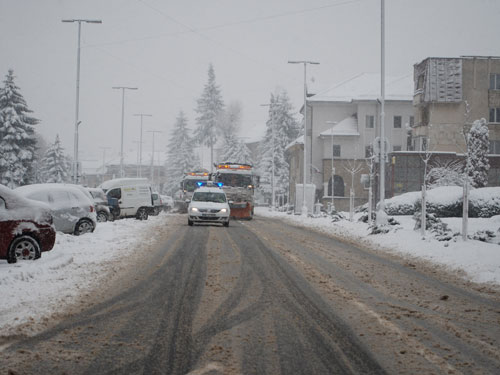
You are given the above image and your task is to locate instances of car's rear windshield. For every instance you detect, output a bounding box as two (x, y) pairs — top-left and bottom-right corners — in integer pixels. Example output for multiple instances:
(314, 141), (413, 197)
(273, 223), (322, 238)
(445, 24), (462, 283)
(192, 192), (226, 203)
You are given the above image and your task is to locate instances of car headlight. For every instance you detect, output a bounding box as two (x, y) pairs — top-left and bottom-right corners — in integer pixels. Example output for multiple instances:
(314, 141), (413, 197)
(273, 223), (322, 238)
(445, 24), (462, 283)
(220, 208), (227, 213)
(190, 207), (199, 212)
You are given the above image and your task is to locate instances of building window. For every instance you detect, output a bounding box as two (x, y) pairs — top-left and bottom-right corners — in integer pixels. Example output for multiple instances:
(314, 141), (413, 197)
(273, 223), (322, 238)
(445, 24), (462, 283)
(490, 108), (500, 123)
(409, 116), (414, 127)
(490, 74), (500, 90)
(365, 115), (374, 129)
(393, 115), (402, 128)
(393, 145), (402, 152)
(365, 145), (373, 158)
(490, 140), (500, 154)
(332, 144), (341, 157)
(328, 175), (345, 197)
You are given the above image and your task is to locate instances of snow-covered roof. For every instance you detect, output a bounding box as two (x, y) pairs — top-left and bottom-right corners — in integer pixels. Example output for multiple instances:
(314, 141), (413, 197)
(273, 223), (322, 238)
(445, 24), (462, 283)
(309, 73), (413, 103)
(319, 116), (359, 137)
(285, 135), (304, 151)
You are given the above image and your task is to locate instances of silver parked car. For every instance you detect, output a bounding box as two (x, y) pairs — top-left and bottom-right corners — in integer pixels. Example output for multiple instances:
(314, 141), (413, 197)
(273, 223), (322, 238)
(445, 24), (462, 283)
(15, 184), (97, 235)
(87, 187), (112, 222)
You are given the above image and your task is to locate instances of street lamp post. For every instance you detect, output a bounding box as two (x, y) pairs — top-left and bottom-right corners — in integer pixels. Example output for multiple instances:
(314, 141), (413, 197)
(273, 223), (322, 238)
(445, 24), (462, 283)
(112, 86), (138, 178)
(146, 130), (162, 188)
(377, 0), (388, 225)
(62, 18), (102, 184)
(99, 146), (111, 183)
(288, 60), (319, 216)
(326, 121), (337, 212)
(133, 113), (152, 178)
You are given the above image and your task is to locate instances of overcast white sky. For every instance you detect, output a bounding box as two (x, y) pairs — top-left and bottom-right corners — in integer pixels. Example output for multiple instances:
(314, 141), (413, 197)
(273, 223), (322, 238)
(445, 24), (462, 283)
(1, 0), (499, 169)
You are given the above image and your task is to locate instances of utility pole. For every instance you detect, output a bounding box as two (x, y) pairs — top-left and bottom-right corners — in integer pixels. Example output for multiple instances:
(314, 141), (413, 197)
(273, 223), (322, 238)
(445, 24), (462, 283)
(133, 113), (152, 178)
(147, 130), (162, 187)
(377, 0), (388, 225)
(326, 121), (337, 213)
(112, 86), (138, 178)
(288, 60), (320, 216)
(62, 18), (102, 184)
(99, 146), (111, 183)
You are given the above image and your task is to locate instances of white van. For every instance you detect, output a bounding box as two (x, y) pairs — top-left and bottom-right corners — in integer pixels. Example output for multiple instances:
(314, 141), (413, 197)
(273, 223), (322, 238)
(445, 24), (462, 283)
(99, 178), (153, 220)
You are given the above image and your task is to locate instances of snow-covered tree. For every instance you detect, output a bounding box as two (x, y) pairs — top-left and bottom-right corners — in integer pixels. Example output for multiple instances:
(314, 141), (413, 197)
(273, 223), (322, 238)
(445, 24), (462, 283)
(0, 69), (39, 188)
(218, 101), (242, 140)
(427, 159), (464, 188)
(194, 63), (224, 170)
(257, 90), (299, 201)
(466, 118), (489, 188)
(164, 111), (200, 196)
(219, 133), (253, 165)
(40, 134), (70, 183)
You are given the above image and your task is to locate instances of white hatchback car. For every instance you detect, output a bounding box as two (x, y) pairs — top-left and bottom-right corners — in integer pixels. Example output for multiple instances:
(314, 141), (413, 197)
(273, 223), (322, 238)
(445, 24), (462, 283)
(188, 186), (230, 227)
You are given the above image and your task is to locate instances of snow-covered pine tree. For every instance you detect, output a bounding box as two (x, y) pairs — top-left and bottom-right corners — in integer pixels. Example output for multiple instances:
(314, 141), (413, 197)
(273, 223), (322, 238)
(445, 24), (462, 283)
(164, 111), (200, 196)
(257, 90), (299, 202)
(466, 118), (490, 188)
(194, 64), (224, 171)
(40, 134), (70, 183)
(219, 133), (253, 165)
(0, 69), (39, 188)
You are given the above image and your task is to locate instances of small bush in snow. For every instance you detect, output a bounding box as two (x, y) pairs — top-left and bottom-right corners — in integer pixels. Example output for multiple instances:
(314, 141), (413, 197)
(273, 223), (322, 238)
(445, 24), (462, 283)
(471, 230), (496, 243)
(331, 211), (346, 222)
(413, 212), (453, 241)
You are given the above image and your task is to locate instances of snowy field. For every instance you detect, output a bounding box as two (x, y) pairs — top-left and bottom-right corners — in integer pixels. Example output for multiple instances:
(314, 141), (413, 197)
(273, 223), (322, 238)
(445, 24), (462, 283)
(0, 214), (167, 338)
(256, 207), (500, 286)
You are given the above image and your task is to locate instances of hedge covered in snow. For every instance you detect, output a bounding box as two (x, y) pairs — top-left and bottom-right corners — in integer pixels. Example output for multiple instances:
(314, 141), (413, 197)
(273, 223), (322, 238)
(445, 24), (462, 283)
(382, 186), (500, 218)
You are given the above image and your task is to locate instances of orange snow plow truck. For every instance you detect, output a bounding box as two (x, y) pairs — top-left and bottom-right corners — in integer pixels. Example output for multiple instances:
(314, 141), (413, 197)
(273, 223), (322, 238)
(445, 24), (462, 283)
(212, 163), (258, 220)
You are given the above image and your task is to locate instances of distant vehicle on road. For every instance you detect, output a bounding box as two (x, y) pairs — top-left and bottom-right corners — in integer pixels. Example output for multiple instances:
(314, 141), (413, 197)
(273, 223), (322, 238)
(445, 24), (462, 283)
(188, 185), (230, 227)
(212, 163), (258, 220)
(151, 192), (162, 216)
(0, 185), (56, 263)
(87, 187), (112, 222)
(99, 178), (153, 220)
(15, 184), (97, 235)
(176, 170), (210, 212)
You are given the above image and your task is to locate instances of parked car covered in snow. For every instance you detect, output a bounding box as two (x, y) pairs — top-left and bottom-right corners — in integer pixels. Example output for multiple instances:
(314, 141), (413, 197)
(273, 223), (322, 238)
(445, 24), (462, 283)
(160, 195), (174, 211)
(87, 187), (112, 222)
(0, 184), (56, 263)
(15, 184), (97, 235)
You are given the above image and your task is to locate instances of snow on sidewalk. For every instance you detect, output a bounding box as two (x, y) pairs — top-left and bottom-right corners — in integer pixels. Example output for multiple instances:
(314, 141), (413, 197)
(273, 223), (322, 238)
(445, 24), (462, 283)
(0, 214), (167, 337)
(256, 207), (500, 286)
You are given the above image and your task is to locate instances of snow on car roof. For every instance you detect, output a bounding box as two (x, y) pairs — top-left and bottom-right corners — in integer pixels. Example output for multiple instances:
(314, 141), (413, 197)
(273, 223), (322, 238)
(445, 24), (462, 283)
(193, 186), (226, 194)
(15, 183), (93, 208)
(0, 184), (52, 224)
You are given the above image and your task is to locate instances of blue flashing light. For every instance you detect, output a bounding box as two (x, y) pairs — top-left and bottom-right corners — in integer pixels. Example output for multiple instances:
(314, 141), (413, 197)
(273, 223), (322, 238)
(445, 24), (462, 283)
(197, 182), (204, 187)
(217, 182), (224, 187)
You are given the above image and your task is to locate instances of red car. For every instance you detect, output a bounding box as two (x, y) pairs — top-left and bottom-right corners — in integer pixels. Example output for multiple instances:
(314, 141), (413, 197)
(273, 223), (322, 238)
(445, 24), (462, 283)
(0, 184), (56, 263)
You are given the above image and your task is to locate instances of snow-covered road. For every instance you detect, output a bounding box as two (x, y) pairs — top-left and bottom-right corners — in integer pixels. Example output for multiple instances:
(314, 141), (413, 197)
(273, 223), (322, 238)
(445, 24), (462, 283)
(0, 214), (168, 337)
(257, 207), (500, 286)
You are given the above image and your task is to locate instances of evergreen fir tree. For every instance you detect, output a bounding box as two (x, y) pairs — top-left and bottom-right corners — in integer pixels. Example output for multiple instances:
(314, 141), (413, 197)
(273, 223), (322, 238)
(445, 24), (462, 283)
(0, 69), (39, 188)
(164, 111), (200, 196)
(466, 118), (490, 188)
(41, 134), (70, 183)
(219, 133), (253, 165)
(194, 64), (224, 170)
(257, 90), (299, 200)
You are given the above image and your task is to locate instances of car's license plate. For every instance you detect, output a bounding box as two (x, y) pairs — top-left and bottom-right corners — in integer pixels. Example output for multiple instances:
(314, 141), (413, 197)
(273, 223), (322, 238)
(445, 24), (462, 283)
(203, 213), (216, 217)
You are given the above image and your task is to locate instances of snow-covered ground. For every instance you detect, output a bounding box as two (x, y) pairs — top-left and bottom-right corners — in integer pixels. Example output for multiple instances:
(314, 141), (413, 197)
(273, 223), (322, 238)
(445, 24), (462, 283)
(256, 207), (500, 286)
(0, 214), (167, 337)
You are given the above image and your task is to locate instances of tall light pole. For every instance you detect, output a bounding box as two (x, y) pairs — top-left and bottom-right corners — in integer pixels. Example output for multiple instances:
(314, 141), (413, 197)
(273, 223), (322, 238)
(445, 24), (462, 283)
(112, 86), (138, 178)
(377, 0), (387, 225)
(133, 113), (152, 178)
(62, 18), (102, 184)
(147, 130), (162, 187)
(288, 60), (319, 216)
(99, 146), (111, 183)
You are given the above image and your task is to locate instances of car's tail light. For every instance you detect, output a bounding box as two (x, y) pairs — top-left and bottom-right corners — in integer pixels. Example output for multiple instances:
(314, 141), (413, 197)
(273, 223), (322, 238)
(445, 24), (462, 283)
(90, 205), (94, 212)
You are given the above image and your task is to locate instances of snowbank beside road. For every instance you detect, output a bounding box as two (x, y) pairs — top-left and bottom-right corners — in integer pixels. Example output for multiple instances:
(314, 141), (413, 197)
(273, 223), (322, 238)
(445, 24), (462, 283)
(0, 214), (167, 337)
(256, 208), (500, 286)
